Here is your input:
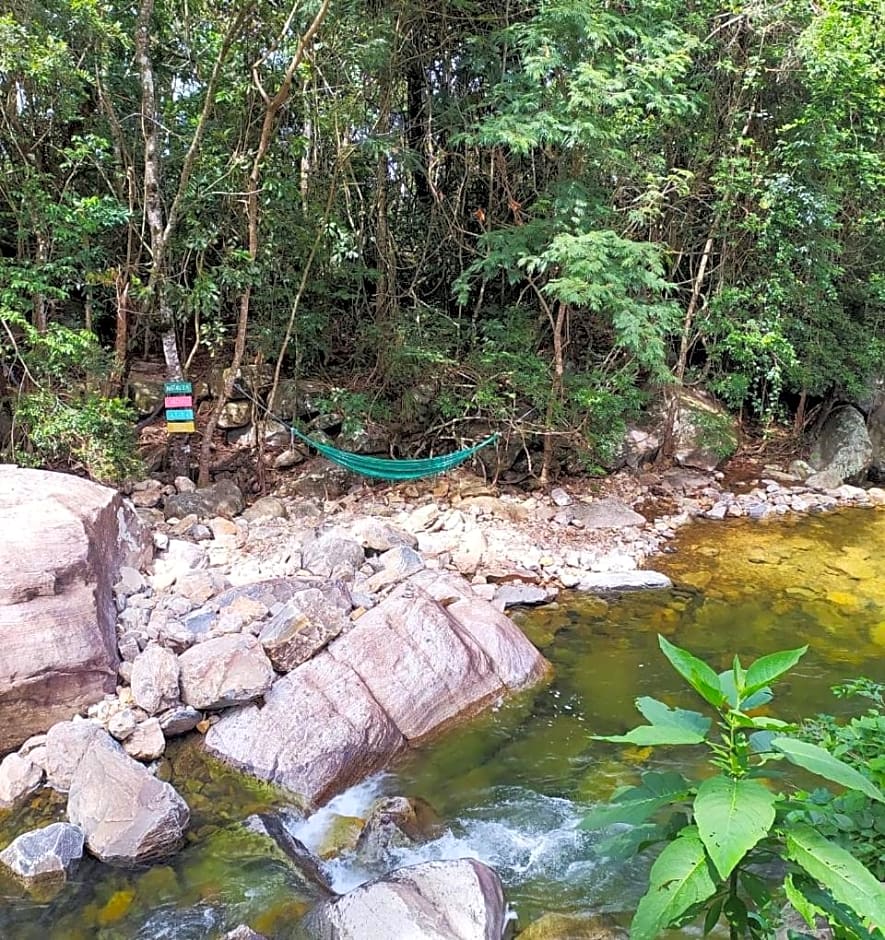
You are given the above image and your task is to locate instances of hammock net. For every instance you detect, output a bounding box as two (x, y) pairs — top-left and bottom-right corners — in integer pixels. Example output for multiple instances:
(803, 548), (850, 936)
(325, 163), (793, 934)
(288, 425), (499, 481)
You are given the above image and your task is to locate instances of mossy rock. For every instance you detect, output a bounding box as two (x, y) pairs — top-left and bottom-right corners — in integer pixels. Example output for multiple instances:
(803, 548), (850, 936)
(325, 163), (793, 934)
(517, 912), (628, 939)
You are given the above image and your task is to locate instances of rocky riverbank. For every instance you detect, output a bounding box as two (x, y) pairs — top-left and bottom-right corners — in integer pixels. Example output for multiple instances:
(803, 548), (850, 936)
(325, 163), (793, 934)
(1, 460), (883, 938)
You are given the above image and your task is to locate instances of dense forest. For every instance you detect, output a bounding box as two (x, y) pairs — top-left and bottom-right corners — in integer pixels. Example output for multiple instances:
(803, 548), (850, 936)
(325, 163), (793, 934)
(1, 0), (882, 483)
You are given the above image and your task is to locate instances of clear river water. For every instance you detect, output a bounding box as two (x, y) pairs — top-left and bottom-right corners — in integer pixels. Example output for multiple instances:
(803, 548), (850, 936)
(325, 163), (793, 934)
(1, 507), (883, 938)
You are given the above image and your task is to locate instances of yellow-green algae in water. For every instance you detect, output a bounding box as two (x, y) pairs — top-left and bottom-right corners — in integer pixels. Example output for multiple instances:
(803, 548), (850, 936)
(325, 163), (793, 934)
(390, 507), (885, 928)
(0, 740), (313, 940)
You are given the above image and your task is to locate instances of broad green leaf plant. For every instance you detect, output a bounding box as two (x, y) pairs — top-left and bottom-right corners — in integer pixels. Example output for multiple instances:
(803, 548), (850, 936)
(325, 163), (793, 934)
(583, 637), (885, 940)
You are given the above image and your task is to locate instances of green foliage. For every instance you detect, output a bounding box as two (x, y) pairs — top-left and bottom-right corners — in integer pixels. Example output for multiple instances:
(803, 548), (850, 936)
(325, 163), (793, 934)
(794, 679), (885, 880)
(585, 638), (885, 939)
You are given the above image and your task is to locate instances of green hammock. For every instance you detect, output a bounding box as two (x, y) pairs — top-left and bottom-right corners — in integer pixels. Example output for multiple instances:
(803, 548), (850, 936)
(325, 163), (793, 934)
(288, 425), (499, 481)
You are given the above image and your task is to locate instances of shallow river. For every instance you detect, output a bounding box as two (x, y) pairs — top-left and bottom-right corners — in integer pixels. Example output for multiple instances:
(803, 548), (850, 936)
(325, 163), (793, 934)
(1, 508), (883, 938)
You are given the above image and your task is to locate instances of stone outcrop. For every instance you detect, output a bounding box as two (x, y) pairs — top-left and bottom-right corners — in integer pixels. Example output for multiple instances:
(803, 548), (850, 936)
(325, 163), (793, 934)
(666, 388), (739, 471)
(302, 858), (508, 940)
(0, 822), (84, 888)
(0, 752), (44, 808)
(327, 583), (511, 743)
(0, 467), (150, 754)
(163, 478), (245, 520)
(205, 653), (406, 807)
(67, 733), (189, 865)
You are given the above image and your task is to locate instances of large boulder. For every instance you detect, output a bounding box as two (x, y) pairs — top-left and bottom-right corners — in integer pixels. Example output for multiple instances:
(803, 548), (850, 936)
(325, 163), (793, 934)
(302, 858), (508, 940)
(0, 468), (151, 755)
(259, 587), (351, 672)
(67, 733), (189, 865)
(868, 401), (885, 482)
(667, 388), (739, 471)
(205, 653), (406, 807)
(327, 584), (506, 744)
(807, 406), (873, 488)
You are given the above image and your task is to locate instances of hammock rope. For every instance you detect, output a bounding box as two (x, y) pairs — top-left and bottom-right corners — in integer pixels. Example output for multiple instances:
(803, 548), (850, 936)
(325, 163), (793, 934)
(233, 383), (499, 481)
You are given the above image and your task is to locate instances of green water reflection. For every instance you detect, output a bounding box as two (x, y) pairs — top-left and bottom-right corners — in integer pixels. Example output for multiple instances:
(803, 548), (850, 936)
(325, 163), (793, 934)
(0, 508), (882, 937)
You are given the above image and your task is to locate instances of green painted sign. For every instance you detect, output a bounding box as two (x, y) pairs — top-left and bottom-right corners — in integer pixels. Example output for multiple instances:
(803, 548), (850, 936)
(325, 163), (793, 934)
(164, 381), (193, 395)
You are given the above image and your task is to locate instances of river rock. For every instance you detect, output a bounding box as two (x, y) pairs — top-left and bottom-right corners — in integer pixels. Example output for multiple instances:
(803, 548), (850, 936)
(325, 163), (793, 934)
(517, 912), (628, 939)
(44, 720), (106, 792)
(363, 545), (425, 593)
(302, 532), (365, 579)
(243, 812), (332, 895)
(494, 583), (557, 608)
(355, 796), (442, 864)
(123, 718), (165, 761)
(67, 733), (189, 865)
(0, 752), (43, 807)
(348, 518), (418, 552)
(666, 388), (739, 471)
(408, 570), (551, 691)
(205, 652), (405, 806)
(807, 405), (873, 487)
(577, 571), (673, 593)
(0, 823), (84, 887)
(556, 498), (646, 529)
(178, 634), (274, 710)
(302, 858), (507, 940)
(259, 588), (350, 672)
(0, 467), (151, 754)
(158, 705), (202, 737)
(241, 496), (288, 523)
(131, 645), (181, 715)
(163, 479), (245, 521)
(222, 928), (268, 940)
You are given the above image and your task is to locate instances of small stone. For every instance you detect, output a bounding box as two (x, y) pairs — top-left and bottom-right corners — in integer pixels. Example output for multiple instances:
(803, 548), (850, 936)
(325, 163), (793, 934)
(174, 476), (196, 493)
(158, 706), (202, 737)
(123, 718), (166, 761)
(107, 709), (138, 741)
(550, 487), (572, 507)
(131, 645), (181, 715)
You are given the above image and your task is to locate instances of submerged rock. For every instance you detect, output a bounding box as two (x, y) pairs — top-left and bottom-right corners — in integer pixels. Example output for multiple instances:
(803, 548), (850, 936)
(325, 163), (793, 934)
(576, 571), (672, 593)
(302, 858), (507, 940)
(0, 822), (84, 888)
(517, 912), (628, 939)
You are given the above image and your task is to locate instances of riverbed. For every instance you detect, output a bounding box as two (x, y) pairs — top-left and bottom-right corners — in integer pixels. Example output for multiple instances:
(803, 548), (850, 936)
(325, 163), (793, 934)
(1, 508), (883, 938)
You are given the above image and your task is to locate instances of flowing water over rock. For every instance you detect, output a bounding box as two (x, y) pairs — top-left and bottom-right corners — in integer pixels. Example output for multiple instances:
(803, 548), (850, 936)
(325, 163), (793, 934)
(1, 509), (883, 937)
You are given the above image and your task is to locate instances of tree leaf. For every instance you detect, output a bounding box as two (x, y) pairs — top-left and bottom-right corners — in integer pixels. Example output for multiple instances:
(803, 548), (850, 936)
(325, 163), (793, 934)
(582, 772), (691, 829)
(694, 775), (776, 879)
(784, 825), (885, 932)
(630, 827), (718, 940)
(596, 725), (708, 746)
(743, 647), (808, 697)
(635, 697), (712, 736)
(658, 635), (726, 708)
(771, 737), (885, 803)
(596, 822), (670, 859)
(787, 873), (882, 940)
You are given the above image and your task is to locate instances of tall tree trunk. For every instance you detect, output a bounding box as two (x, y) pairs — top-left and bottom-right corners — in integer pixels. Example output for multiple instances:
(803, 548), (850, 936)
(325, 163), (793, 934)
(197, 0), (331, 485)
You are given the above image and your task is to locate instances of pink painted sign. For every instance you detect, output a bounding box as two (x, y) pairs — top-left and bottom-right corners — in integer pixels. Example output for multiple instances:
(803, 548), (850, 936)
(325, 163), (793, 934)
(164, 395), (193, 408)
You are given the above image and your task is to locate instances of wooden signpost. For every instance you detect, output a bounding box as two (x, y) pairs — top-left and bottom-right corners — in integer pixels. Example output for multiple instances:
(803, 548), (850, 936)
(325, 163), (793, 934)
(164, 381), (195, 433)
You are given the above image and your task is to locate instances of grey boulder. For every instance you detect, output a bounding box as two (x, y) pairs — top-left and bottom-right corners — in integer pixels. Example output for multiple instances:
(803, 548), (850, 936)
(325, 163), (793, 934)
(178, 634), (274, 710)
(302, 858), (507, 940)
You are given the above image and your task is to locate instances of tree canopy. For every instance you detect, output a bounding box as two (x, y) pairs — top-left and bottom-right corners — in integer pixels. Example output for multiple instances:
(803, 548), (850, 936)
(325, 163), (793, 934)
(1, 0), (882, 481)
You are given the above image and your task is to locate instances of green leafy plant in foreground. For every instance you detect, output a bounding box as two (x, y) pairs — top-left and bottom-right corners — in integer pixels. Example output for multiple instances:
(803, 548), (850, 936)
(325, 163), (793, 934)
(583, 637), (885, 940)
